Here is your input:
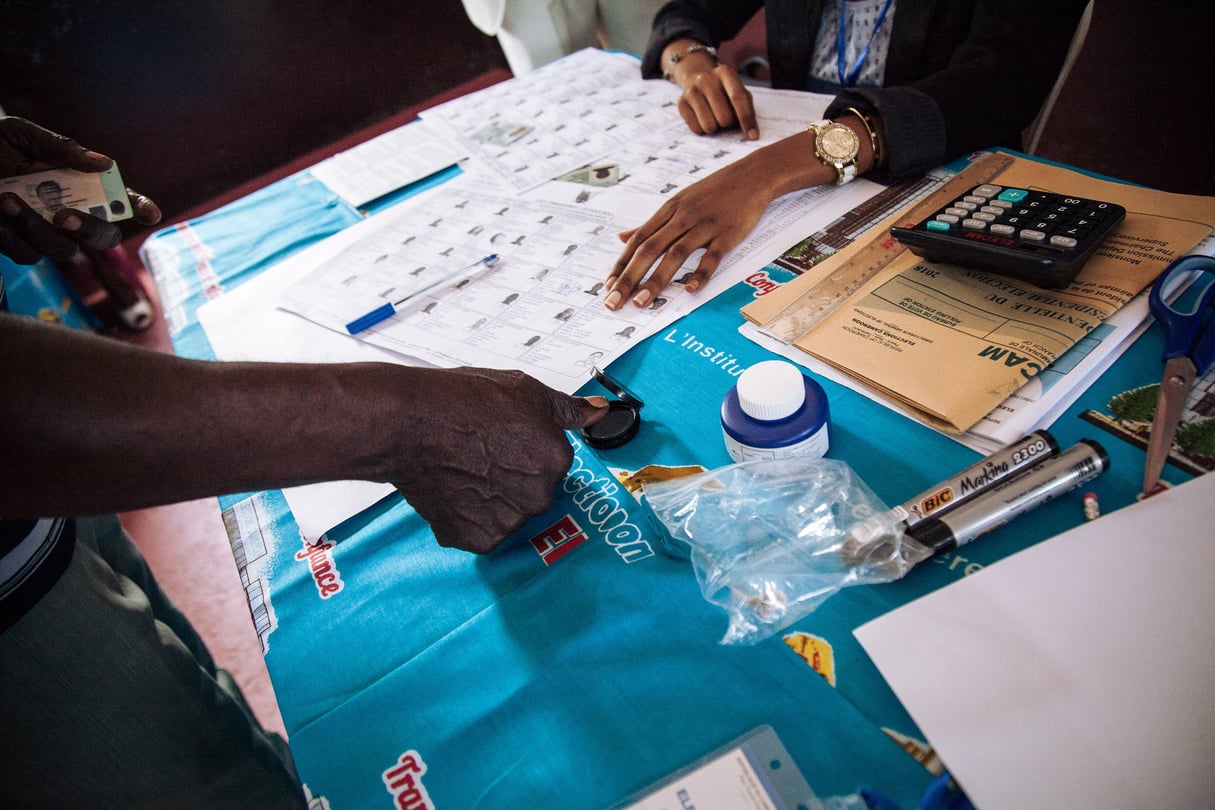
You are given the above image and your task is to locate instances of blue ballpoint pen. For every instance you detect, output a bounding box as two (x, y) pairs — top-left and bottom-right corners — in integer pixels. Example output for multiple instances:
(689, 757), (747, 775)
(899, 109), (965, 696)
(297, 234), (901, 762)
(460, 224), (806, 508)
(345, 253), (499, 334)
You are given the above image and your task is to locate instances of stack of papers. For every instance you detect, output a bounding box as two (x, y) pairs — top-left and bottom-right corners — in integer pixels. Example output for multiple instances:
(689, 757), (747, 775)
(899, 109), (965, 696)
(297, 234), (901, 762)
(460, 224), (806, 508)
(741, 154), (1215, 450)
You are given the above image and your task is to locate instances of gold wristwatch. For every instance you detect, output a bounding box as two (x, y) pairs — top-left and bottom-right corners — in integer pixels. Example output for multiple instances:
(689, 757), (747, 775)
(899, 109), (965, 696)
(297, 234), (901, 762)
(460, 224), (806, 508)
(808, 120), (860, 185)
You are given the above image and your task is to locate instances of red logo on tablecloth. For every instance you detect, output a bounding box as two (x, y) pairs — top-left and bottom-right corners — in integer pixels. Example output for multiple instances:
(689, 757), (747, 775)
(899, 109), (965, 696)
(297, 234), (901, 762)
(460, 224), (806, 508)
(745, 270), (781, 296)
(295, 537), (344, 599)
(529, 514), (588, 565)
(382, 750), (434, 810)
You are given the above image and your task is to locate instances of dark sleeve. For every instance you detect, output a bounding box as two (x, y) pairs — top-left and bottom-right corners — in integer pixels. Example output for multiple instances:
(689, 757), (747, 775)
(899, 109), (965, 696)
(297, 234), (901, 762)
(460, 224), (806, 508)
(826, 0), (1089, 181)
(641, 0), (766, 78)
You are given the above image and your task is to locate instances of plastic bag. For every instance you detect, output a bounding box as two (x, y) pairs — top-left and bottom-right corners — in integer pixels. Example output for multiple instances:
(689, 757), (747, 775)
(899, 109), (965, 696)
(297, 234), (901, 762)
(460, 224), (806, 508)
(640, 458), (931, 645)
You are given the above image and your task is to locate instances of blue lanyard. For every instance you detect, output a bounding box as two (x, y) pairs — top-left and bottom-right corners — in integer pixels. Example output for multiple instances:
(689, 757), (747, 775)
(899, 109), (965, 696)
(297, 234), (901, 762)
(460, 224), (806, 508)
(836, 0), (895, 87)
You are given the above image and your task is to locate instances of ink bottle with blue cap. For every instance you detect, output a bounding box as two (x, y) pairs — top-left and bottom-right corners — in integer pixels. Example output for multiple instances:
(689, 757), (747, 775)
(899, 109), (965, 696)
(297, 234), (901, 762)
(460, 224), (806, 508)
(721, 360), (830, 462)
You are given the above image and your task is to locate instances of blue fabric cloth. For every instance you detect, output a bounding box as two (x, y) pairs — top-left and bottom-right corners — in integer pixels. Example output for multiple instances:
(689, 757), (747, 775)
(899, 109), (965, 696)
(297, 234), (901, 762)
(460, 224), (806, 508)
(140, 154), (1184, 808)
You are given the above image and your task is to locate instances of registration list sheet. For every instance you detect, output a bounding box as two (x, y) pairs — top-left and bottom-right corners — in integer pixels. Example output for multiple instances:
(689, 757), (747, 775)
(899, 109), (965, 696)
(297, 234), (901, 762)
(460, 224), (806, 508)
(197, 48), (886, 536)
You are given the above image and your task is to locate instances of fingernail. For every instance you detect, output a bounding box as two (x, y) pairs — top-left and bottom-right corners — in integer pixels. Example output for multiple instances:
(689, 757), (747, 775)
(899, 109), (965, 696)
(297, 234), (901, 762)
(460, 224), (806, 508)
(632, 288), (652, 307)
(604, 289), (622, 310)
(748, 129), (759, 141)
(1, 197), (19, 217)
(684, 279), (700, 293)
(84, 150), (110, 164)
(585, 396), (609, 408)
(60, 213), (82, 232)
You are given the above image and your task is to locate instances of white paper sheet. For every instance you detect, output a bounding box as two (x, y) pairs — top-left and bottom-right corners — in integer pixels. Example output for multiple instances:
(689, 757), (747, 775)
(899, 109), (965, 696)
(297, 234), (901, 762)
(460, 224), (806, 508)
(194, 48), (887, 540)
(309, 120), (466, 207)
(854, 472), (1215, 809)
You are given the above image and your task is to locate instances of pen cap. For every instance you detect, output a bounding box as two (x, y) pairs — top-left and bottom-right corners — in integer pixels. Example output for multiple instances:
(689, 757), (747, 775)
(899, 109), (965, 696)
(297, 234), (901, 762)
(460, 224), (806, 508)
(737, 360), (806, 421)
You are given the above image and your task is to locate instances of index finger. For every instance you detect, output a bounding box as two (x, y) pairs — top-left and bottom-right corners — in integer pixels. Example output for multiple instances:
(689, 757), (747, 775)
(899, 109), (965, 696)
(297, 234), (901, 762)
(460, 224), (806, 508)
(720, 70), (759, 139)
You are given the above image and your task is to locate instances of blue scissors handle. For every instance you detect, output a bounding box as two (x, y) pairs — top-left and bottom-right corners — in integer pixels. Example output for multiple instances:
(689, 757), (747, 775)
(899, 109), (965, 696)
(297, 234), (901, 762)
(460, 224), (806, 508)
(1149, 254), (1215, 375)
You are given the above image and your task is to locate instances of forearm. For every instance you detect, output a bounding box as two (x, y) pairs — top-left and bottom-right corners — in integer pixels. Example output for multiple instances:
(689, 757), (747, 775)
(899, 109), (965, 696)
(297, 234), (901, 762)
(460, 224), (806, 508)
(739, 111), (880, 195)
(1, 314), (412, 516)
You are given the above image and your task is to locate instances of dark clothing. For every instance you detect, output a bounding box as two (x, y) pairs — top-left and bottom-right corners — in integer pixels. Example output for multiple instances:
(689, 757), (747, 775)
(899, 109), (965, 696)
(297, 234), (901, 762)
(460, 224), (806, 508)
(643, 0), (1088, 180)
(0, 278), (75, 634)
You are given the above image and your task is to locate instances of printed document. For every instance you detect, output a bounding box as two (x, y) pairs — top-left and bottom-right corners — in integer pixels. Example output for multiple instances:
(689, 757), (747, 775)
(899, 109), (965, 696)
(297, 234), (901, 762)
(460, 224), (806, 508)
(744, 154), (1215, 434)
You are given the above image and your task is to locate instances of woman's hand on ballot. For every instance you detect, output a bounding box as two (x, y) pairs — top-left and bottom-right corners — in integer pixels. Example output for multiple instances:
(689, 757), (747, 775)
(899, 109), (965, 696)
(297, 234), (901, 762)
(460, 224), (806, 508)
(604, 135), (825, 310)
(662, 38), (759, 140)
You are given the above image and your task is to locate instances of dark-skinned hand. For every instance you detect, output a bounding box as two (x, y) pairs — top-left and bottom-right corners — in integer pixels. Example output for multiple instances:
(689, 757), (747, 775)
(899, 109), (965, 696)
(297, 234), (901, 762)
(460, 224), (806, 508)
(390, 366), (609, 553)
(0, 116), (161, 265)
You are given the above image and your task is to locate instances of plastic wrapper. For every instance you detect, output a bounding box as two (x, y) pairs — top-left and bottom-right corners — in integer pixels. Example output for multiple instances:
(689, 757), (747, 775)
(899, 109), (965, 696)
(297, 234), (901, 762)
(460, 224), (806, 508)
(640, 458), (933, 645)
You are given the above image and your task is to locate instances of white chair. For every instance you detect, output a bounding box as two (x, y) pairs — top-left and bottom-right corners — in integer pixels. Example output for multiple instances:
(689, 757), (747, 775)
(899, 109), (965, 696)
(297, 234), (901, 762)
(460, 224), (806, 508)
(1025, 0), (1094, 155)
(462, 0), (666, 76)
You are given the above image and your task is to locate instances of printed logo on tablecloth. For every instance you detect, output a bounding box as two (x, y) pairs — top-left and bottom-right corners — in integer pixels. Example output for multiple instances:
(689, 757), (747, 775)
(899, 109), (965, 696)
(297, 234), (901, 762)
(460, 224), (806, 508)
(783, 631), (837, 687)
(382, 750), (434, 810)
(529, 514), (589, 565)
(562, 439), (655, 564)
(295, 536), (344, 599)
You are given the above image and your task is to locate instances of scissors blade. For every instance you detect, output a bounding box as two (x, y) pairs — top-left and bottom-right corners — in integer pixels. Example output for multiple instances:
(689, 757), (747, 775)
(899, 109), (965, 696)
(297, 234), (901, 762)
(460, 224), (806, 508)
(1142, 356), (1197, 494)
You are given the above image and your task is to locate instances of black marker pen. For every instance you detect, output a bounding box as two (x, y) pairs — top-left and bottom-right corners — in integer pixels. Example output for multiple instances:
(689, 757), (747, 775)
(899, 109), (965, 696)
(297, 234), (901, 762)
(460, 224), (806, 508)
(899, 429), (1059, 529)
(839, 430), (1061, 573)
(906, 439), (1109, 556)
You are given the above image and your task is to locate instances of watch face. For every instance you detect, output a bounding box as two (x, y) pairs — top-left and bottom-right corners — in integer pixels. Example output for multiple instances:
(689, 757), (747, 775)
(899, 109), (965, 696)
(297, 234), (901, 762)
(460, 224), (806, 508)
(820, 124), (859, 160)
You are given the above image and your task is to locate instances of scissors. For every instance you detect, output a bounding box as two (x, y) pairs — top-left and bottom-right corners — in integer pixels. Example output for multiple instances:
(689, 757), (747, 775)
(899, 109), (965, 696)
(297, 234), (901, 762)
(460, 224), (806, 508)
(1142, 254), (1215, 495)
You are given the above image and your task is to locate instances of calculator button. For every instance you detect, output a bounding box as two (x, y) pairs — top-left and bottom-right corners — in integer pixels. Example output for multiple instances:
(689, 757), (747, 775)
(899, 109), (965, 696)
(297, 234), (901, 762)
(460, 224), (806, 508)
(891, 185), (1126, 289)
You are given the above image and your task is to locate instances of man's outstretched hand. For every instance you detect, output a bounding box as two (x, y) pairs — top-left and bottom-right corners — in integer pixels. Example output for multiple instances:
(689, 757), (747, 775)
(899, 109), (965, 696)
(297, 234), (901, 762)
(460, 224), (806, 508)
(391, 367), (609, 554)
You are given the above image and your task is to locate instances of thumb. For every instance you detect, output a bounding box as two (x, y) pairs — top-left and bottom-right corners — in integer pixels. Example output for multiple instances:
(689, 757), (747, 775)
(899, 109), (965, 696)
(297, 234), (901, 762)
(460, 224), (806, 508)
(551, 393), (611, 430)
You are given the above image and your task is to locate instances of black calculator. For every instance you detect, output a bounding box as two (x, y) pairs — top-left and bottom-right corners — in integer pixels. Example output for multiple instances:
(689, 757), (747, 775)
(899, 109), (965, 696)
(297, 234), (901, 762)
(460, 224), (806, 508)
(890, 183), (1126, 288)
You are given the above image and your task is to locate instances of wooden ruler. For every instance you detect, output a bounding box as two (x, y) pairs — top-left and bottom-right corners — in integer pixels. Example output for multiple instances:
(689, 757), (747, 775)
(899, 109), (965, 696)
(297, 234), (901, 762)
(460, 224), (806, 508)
(756, 151), (1017, 344)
